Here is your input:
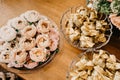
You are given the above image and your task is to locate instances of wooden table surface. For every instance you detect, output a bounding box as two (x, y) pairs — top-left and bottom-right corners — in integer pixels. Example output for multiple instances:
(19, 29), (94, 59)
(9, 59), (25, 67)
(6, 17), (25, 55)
(0, 0), (120, 80)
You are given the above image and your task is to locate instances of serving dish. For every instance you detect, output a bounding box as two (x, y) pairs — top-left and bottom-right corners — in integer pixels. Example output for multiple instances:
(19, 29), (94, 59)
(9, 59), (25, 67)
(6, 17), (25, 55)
(0, 10), (60, 70)
(67, 49), (120, 80)
(60, 6), (113, 50)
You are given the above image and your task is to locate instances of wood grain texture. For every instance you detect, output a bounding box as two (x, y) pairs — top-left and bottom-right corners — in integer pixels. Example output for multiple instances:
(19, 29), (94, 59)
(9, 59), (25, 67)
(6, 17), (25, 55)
(0, 0), (120, 80)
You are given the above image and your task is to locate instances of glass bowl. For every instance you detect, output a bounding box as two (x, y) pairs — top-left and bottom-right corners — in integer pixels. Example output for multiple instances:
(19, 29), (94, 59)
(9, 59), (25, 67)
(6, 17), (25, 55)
(66, 49), (120, 80)
(60, 6), (113, 50)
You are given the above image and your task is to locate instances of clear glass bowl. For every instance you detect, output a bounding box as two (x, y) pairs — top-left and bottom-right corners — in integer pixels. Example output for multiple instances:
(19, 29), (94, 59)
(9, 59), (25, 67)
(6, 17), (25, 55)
(66, 49), (120, 80)
(60, 6), (113, 50)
